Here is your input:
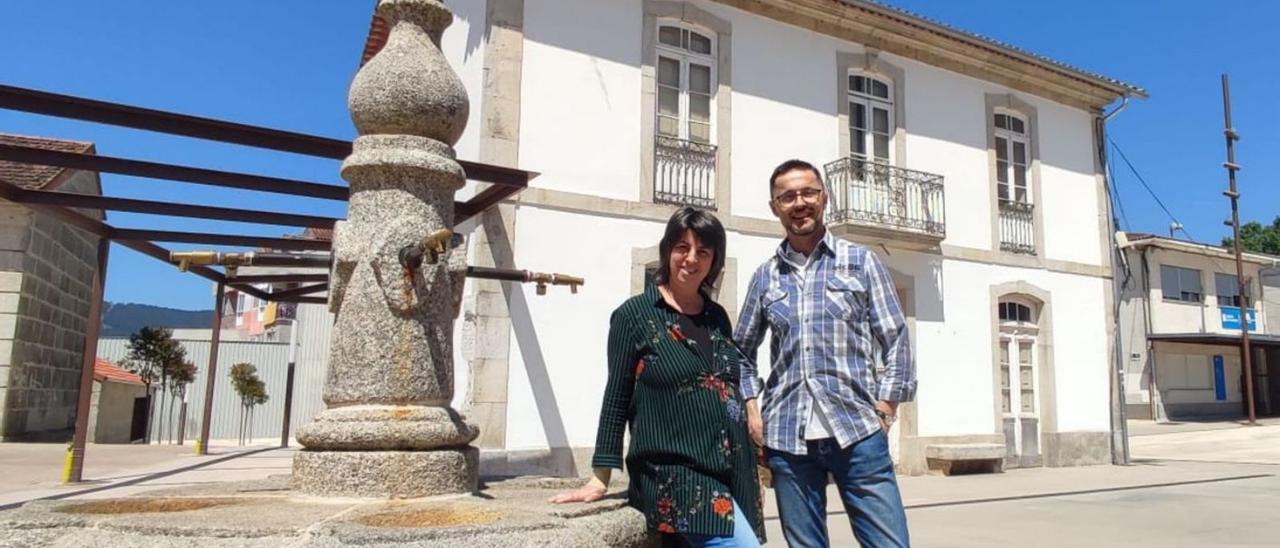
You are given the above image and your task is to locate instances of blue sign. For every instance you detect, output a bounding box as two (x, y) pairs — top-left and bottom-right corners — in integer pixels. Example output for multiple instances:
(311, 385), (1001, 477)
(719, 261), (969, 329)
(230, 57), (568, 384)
(1219, 307), (1257, 331)
(1213, 355), (1227, 401)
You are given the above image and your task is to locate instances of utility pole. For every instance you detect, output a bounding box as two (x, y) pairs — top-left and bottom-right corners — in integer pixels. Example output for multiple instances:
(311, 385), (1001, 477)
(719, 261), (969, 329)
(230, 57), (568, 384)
(1220, 73), (1257, 425)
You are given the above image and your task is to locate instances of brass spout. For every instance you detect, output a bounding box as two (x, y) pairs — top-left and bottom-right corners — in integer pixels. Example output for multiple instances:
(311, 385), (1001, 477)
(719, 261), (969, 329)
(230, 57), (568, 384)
(399, 228), (455, 269)
(527, 272), (585, 296)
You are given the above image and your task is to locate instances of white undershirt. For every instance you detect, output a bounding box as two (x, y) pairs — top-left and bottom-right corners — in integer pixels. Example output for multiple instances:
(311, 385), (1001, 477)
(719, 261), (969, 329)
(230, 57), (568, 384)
(781, 244), (837, 441)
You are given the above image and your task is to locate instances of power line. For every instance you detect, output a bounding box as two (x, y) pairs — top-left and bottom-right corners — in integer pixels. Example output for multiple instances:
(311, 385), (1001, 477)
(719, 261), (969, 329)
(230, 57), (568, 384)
(1107, 156), (1130, 232)
(1108, 137), (1185, 234)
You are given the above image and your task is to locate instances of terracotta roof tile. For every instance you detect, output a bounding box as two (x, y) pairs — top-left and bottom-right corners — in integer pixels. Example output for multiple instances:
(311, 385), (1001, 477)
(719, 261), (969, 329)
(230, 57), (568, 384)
(0, 133), (96, 191)
(94, 358), (145, 386)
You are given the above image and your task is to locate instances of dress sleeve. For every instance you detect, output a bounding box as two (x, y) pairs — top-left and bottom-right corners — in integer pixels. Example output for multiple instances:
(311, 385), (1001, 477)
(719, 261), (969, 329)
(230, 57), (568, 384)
(591, 306), (641, 469)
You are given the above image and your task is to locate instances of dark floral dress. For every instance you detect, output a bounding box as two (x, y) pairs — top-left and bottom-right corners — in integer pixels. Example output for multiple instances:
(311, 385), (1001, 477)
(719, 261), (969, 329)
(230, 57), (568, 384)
(592, 284), (765, 542)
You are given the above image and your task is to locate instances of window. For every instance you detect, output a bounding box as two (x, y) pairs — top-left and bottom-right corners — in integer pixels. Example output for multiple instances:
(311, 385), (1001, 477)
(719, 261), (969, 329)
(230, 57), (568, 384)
(1161, 265), (1202, 303)
(999, 301), (1034, 324)
(994, 112), (1029, 204)
(1215, 273), (1243, 307)
(256, 284), (269, 321)
(235, 292), (246, 326)
(848, 73), (893, 163)
(656, 24), (715, 144)
(1157, 353), (1213, 390)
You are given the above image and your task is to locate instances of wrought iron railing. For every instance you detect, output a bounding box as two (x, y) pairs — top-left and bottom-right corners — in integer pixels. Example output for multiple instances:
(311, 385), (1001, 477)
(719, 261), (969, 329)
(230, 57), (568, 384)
(822, 156), (945, 237)
(998, 200), (1036, 255)
(654, 135), (717, 210)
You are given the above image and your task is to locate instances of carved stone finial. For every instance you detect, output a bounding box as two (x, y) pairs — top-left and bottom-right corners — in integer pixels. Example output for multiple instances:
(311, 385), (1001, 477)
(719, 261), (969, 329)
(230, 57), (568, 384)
(348, 0), (469, 143)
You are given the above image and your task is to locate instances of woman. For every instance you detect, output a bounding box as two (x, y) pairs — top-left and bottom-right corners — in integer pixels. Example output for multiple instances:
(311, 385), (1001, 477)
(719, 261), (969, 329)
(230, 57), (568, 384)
(550, 207), (764, 547)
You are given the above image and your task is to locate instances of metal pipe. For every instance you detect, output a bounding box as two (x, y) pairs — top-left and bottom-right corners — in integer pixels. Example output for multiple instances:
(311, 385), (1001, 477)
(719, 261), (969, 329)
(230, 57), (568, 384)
(1098, 100), (1131, 464)
(0, 84), (538, 188)
(281, 319), (299, 448)
(465, 266), (585, 295)
(0, 143), (349, 201)
(196, 283), (226, 455)
(170, 251), (331, 277)
(118, 229), (329, 252)
(63, 237), (109, 483)
(1221, 74), (1257, 425)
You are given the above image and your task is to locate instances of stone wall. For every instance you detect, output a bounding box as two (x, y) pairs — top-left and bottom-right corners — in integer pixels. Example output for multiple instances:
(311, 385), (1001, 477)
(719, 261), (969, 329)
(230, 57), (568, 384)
(0, 171), (103, 440)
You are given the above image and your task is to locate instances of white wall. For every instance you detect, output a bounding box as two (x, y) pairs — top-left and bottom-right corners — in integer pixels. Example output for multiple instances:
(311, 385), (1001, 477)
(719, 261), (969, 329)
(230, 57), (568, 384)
(437, 0), (1118, 452)
(441, 0), (487, 163)
(509, 0), (1104, 264)
(1145, 247), (1269, 335)
(913, 259), (1110, 436)
(520, 0), (643, 201)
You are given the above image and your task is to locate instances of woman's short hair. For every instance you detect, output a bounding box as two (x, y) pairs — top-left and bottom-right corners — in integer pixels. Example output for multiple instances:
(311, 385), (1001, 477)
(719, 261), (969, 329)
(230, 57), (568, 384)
(653, 207), (727, 295)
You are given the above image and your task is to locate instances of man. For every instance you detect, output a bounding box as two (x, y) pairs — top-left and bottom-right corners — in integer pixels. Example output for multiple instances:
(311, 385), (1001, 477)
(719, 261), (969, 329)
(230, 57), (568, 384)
(735, 159), (915, 547)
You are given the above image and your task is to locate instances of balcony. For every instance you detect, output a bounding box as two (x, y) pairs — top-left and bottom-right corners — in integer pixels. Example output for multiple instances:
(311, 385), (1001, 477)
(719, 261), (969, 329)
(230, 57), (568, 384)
(998, 200), (1036, 255)
(822, 156), (945, 250)
(654, 135), (717, 210)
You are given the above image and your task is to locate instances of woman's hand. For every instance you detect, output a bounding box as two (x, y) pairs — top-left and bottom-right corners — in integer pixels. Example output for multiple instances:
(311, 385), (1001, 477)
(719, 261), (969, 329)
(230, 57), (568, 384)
(746, 399), (765, 447)
(548, 468), (611, 503)
(548, 481), (608, 504)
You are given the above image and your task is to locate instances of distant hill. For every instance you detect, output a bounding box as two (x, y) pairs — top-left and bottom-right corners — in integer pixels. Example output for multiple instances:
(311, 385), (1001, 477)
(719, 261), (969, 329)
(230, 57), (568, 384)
(101, 302), (213, 337)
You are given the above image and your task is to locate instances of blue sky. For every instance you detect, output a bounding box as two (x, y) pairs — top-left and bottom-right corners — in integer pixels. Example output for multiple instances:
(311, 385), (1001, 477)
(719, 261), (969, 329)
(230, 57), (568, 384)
(2, 1), (1277, 310)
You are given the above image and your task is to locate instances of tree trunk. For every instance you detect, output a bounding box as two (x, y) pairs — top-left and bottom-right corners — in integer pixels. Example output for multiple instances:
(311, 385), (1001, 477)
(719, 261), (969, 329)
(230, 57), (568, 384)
(144, 385), (155, 444)
(157, 371), (167, 444)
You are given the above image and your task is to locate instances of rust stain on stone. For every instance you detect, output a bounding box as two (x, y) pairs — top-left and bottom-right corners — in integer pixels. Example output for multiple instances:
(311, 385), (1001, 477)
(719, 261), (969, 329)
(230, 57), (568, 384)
(390, 407), (412, 419)
(56, 498), (241, 515)
(356, 505), (503, 529)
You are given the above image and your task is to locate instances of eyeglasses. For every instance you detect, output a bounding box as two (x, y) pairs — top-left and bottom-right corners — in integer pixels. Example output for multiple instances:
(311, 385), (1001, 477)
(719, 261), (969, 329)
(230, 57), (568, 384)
(772, 187), (824, 207)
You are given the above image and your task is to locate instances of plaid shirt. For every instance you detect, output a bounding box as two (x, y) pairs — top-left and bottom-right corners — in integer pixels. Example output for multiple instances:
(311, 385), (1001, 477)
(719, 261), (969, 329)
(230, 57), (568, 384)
(734, 231), (916, 455)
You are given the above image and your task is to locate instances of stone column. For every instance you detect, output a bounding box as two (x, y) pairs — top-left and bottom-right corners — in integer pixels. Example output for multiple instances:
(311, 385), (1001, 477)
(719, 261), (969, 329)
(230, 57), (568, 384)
(292, 0), (479, 498)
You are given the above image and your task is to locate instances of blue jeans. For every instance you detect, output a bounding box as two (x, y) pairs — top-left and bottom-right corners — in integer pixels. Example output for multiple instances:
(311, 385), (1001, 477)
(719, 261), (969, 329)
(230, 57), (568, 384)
(766, 432), (910, 547)
(681, 500), (761, 547)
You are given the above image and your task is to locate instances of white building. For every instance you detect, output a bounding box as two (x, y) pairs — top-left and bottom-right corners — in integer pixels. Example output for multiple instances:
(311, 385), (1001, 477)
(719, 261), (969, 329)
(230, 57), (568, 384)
(371, 0), (1146, 475)
(1118, 233), (1280, 421)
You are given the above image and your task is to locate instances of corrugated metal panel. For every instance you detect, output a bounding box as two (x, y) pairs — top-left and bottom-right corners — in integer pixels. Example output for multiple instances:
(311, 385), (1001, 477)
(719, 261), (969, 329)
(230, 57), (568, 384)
(288, 303), (334, 435)
(98, 330), (318, 443)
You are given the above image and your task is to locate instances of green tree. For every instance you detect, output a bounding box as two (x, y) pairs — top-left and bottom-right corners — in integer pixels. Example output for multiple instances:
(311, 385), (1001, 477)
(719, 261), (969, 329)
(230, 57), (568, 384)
(123, 327), (188, 443)
(229, 363), (269, 445)
(166, 360), (197, 444)
(1223, 216), (1280, 256)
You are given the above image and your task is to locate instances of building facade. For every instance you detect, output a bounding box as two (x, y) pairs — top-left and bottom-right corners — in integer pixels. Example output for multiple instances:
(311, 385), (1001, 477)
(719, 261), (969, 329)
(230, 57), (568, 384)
(424, 0), (1143, 475)
(0, 134), (104, 441)
(1118, 233), (1280, 421)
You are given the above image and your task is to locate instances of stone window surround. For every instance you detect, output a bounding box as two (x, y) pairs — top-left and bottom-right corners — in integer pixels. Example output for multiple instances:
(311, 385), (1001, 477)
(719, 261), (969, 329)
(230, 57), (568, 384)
(986, 93), (1045, 261)
(988, 282), (1058, 441)
(837, 51), (907, 168)
(640, 1), (732, 211)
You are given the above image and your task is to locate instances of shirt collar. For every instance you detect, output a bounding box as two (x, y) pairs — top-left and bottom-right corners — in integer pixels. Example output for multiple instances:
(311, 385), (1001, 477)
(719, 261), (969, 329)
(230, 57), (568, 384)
(776, 229), (837, 264)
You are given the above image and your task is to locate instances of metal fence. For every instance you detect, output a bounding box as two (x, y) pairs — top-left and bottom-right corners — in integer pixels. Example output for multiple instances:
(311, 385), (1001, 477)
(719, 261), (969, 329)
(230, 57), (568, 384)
(654, 135), (717, 210)
(97, 305), (333, 444)
(998, 200), (1036, 255)
(822, 156), (945, 237)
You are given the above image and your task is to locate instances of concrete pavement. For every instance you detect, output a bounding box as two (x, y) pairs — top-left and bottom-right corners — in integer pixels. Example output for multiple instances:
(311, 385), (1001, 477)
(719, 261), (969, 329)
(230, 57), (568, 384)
(0, 441), (286, 510)
(1, 423), (1277, 545)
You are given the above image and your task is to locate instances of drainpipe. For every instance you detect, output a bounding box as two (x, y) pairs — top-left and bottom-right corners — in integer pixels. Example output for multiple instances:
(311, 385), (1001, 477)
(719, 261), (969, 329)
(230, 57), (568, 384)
(1101, 95), (1131, 464)
(1139, 247), (1161, 423)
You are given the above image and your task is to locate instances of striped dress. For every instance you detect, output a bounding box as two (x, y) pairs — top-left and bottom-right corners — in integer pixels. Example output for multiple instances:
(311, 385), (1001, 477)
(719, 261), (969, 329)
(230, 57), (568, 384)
(592, 284), (765, 542)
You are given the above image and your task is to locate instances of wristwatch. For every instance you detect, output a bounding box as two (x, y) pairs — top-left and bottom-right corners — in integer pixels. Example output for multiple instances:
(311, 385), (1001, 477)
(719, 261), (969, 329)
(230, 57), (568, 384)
(875, 409), (896, 427)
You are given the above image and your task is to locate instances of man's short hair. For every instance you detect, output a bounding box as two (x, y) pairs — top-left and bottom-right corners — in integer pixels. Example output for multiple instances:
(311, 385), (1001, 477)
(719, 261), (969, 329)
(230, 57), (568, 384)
(769, 159), (823, 194)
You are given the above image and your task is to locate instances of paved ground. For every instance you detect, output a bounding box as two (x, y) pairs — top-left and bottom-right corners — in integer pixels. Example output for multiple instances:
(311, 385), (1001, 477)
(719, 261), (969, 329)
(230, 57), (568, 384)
(0, 441), (283, 510)
(761, 420), (1280, 546)
(2, 423), (1277, 545)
